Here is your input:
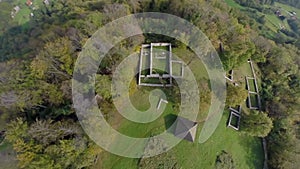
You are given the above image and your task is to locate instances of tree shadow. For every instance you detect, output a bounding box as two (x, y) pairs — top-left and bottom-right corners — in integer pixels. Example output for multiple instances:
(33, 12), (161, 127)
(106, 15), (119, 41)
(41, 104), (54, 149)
(164, 114), (178, 134)
(238, 134), (264, 169)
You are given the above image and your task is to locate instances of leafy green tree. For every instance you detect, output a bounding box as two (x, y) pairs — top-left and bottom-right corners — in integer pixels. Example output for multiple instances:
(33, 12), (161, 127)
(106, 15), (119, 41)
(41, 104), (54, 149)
(30, 37), (75, 81)
(215, 151), (235, 169)
(95, 75), (112, 101)
(267, 118), (299, 169)
(240, 111), (273, 137)
(103, 3), (130, 22)
(257, 15), (266, 24)
(251, 35), (271, 63)
(6, 118), (101, 169)
(226, 83), (248, 107)
(5, 118), (29, 142)
(139, 137), (178, 169)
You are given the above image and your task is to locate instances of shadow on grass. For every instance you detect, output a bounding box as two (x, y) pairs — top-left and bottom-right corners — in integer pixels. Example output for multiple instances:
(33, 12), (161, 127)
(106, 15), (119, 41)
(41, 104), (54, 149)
(238, 134), (264, 169)
(225, 111), (230, 128)
(164, 114), (178, 134)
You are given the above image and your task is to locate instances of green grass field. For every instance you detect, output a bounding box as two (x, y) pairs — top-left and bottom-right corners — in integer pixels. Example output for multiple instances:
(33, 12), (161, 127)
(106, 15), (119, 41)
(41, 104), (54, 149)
(129, 89), (151, 112)
(172, 62), (182, 77)
(232, 62), (252, 87)
(152, 57), (168, 74)
(229, 113), (240, 127)
(152, 47), (170, 74)
(95, 110), (264, 169)
(140, 77), (169, 84)
(172, 48), (208, 80)
(14, 7), (31, 25)
(263, 12), (292, 32)
(247, 78), (256, 92)
(275, 2), (300, 18)
(141, 48), (150, 75)
(249, 93), (259, 108)
(12, 0), (32, 25)
(224, 0), (277, 32)
(224, 0), (245, 9)
(95, 54), (263, 168)
(264, 13), (282, 31)
(93, 45), (264, 169)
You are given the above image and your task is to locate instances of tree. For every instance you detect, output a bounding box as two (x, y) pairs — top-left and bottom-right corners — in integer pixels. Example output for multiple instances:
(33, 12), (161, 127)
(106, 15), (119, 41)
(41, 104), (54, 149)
(215, 150), (235, 169)
(226, 83), (248, 107)
(103, 3), (130, 22)
(5, 118), (29, 142)
(267, 117), (299, 168)
(258, 15), (266, 24)
(139, 137), (178, 169)
(5, 118), (101, 169)
(240, 111), (273, 137)
(30, 37), (75, 81)
(123, 0), (141, 13)
(251, 35), (271, 63)
(95, 75), (112, 101)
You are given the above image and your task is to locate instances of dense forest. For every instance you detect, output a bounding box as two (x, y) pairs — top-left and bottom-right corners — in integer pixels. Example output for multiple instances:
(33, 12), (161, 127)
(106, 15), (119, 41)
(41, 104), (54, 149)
(232, 0), (300, 168)
(0, 0), (299, 169)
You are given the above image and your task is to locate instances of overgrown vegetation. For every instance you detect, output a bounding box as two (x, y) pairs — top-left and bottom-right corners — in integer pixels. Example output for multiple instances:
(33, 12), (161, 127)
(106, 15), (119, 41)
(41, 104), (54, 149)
(215, 151), (235, 169)
(240, 110), (273, 137)
(226, 84), (248, 107)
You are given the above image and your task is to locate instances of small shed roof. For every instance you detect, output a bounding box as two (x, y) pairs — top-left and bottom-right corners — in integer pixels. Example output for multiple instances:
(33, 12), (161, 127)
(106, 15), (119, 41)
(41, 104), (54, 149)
(174, 116), (198, 142)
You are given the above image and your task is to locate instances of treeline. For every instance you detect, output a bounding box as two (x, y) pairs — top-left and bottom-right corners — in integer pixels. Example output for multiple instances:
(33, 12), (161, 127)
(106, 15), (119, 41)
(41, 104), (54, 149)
(259, 44), (300, 168)
(0, 0), (128, 168)
(287, 19), (300, 35)
(230, 1), (300, 168)
(0, 0), (299, 168)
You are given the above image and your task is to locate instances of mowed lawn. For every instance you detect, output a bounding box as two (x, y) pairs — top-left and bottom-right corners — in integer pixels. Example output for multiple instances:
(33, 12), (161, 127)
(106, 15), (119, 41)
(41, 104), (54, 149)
(96, 84), (263, 169)
(96, 110), (264, 169)
(174, 111), (263, 169)
(94, 47), (263, 169)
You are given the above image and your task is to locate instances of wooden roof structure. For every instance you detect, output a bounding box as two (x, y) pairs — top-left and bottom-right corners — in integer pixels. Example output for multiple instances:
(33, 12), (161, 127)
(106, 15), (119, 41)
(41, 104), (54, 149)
(174, 116), (198, 142)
